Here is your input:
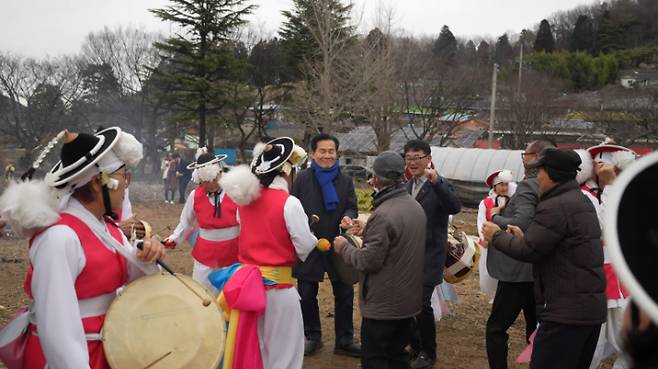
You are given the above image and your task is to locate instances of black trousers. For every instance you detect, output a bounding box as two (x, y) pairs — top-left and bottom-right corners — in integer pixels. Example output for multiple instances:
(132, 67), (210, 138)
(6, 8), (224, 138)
(486, 281), (537, 369)
(362, 317), (413, 369)
(178, 178), (190, 203)
(410, 284), (437, 360)
(298, 278), (355, 346)
(530, 321), (601, 369)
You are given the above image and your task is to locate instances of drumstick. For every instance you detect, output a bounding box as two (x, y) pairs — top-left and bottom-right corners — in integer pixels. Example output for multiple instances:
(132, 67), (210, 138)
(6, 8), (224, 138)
(136, 241), (212, 307)
(309, 214), (320, 226)
(143, 351), (172, 369)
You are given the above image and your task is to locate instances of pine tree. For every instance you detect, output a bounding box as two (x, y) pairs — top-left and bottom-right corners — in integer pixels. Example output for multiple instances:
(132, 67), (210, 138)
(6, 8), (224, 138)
(534, 19), (556, 53)
(477, 41), (491, 66)
(494, 34), (514, 65)
(279, 0), (354, 81)
(432, 25), (458, 66)
(570, 15), (594, 53)
(149, 0), (254, 148)
(460, 40), (477, 65)
(596, 10), (623, 53)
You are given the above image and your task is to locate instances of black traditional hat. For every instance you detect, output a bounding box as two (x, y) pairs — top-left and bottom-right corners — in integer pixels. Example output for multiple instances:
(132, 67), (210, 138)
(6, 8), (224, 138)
(604, 151), (658, 325)
(46, 127), (121, 188)
(251, 137), (295, 175)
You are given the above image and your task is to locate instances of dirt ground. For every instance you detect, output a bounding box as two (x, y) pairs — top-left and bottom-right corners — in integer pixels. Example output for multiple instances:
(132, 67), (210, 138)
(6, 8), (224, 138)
(0, 196), (613, 369)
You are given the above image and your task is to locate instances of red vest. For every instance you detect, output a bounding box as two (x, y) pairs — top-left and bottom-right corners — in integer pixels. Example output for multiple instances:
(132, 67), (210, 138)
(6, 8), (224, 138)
(483, 197), (495, 222)
(192, 186), (240, 268)
(580, 185), (629, 300)
(23, 213), (127, 369)
(238, 188), (296, 267)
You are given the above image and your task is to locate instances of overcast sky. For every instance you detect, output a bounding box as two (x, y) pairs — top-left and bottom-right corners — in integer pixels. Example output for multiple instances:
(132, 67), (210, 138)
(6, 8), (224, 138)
(1, 0), (595, 58)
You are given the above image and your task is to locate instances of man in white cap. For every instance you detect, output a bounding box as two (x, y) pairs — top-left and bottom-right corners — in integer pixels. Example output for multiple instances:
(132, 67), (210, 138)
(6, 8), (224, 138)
(0, 127), (165, 369)
(163, 147), (240, 294)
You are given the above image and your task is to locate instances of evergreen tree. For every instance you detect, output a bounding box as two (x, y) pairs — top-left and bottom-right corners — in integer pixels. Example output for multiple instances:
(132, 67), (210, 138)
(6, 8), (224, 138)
(570, 15), (594, 53)
(534, 19), (556, 53)
(460, 40), (477, 65)
(149, 0), (254, 148)
(518, 29), (536, 50)
(279, 0), (354, 81)
(477, 41), (491, 66)
(494, 34), (514, 65)
(432, 25), (458, 66)
(596, 10), (623, 53)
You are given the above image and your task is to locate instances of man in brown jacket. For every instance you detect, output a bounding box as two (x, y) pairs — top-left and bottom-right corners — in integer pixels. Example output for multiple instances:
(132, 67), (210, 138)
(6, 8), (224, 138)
(483, 148), (606, 369)
(334, 151), (426, 369)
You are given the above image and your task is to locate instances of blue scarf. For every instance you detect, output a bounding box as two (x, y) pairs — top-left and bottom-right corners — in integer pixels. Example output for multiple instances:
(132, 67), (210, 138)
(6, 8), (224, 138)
(312, 161), (340, 212)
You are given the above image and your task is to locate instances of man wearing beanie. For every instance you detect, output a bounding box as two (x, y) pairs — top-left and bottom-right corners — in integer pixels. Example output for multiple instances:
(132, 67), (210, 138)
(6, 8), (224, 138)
(333, 151), (426, 369)
(483, 148), (606, 369)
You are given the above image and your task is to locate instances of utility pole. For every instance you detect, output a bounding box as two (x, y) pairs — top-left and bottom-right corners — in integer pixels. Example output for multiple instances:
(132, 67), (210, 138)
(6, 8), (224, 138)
(488, 63), (499, 149)
(517, 44), (524, 97)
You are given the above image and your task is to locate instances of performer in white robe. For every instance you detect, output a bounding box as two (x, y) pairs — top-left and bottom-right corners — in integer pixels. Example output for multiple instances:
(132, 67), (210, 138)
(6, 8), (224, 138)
(218, 138), (317, 369)
(0, 127), (164, 369)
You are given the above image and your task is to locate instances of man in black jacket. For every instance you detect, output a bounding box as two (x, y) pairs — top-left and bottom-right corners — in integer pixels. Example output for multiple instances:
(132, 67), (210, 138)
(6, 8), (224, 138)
(485, 140), (553, 369)
(403, 140), (461, 369)
(291, 133), (360, 357)
(483, 148), (606, 369)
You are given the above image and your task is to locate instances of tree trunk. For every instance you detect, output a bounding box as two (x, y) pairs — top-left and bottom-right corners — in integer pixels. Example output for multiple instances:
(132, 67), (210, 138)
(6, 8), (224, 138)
(199, 101), (207, 149)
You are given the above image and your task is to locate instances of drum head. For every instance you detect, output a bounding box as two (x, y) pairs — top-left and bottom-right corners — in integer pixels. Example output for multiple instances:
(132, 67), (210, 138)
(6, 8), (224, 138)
(103, 274), (225, 369)
(332, 233), (362, 285)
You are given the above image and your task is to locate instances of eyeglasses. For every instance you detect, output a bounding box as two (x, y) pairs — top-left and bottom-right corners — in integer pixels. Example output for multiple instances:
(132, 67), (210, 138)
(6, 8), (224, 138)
(521, 152), (537, 159)
(404, 155), (429, 162)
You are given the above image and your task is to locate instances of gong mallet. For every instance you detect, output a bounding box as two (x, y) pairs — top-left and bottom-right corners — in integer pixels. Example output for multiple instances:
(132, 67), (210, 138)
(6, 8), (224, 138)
(136, 240), (212, 307)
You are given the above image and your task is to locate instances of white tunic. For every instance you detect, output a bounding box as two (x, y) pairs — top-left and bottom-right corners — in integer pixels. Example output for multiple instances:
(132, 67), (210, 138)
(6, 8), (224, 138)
(29, 198), (159, 369)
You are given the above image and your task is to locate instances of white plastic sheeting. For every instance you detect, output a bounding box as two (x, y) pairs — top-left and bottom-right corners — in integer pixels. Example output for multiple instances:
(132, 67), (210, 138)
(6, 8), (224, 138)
(431, 147), (525, 208)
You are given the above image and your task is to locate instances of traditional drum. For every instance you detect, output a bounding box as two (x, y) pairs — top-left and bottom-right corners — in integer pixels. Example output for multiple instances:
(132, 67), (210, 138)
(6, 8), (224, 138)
(102, 273), (225, 369)
(444, 227), (480, 284)
(332, 232), (362, 285)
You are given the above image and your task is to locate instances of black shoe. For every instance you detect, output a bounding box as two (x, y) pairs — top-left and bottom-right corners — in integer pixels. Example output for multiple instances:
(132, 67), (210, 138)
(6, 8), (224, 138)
(304, 340), (323, 356)
(410, 352), (435, 369)
(333, 342), (361, 358)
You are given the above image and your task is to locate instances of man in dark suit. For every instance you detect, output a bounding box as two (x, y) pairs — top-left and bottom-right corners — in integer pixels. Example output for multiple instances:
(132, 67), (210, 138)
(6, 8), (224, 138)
(291, 133), (360, 357)
(403, 140), (462, 369)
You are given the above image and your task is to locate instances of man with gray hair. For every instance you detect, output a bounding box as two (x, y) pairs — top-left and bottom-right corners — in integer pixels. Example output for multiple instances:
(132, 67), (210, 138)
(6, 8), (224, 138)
(334, 151), (427, 369)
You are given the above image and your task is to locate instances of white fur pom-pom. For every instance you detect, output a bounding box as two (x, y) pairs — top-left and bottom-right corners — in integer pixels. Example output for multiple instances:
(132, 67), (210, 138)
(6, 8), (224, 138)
(0, 180), (60, 237)
(113, 131), (143, 168)
(219, 165), (261, 206)
(575, 149), (593, 185)
(497, 169), (514, 183)
(610, 150), (636, 171)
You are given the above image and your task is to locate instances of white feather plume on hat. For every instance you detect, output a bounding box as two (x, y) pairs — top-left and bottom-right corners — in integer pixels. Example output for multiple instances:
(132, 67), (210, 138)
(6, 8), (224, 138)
(610, 150), (636, 171)
(575, 149), (593, 185)
(219, 165), (261, 206)
(0, 180), (61, 237)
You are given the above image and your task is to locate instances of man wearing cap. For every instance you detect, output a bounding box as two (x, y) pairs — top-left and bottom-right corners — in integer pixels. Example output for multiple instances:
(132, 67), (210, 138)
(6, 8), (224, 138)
(163, 147), (239, 294)
(0, 127), (165, 369)
(218, 137), (318, 369)
(483, 148), (606, 369)
(485, 140), (553, 369)
(402, 139), (461, 369)
(291, 133), (360, 357)
(333, 151), (426, 369)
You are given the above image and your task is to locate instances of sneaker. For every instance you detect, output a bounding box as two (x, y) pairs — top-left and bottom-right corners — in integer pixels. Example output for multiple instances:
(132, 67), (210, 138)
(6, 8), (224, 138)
(304, 340), (323, 356)
(410, 352), (435, 369)
(333, 342), (361, 358)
